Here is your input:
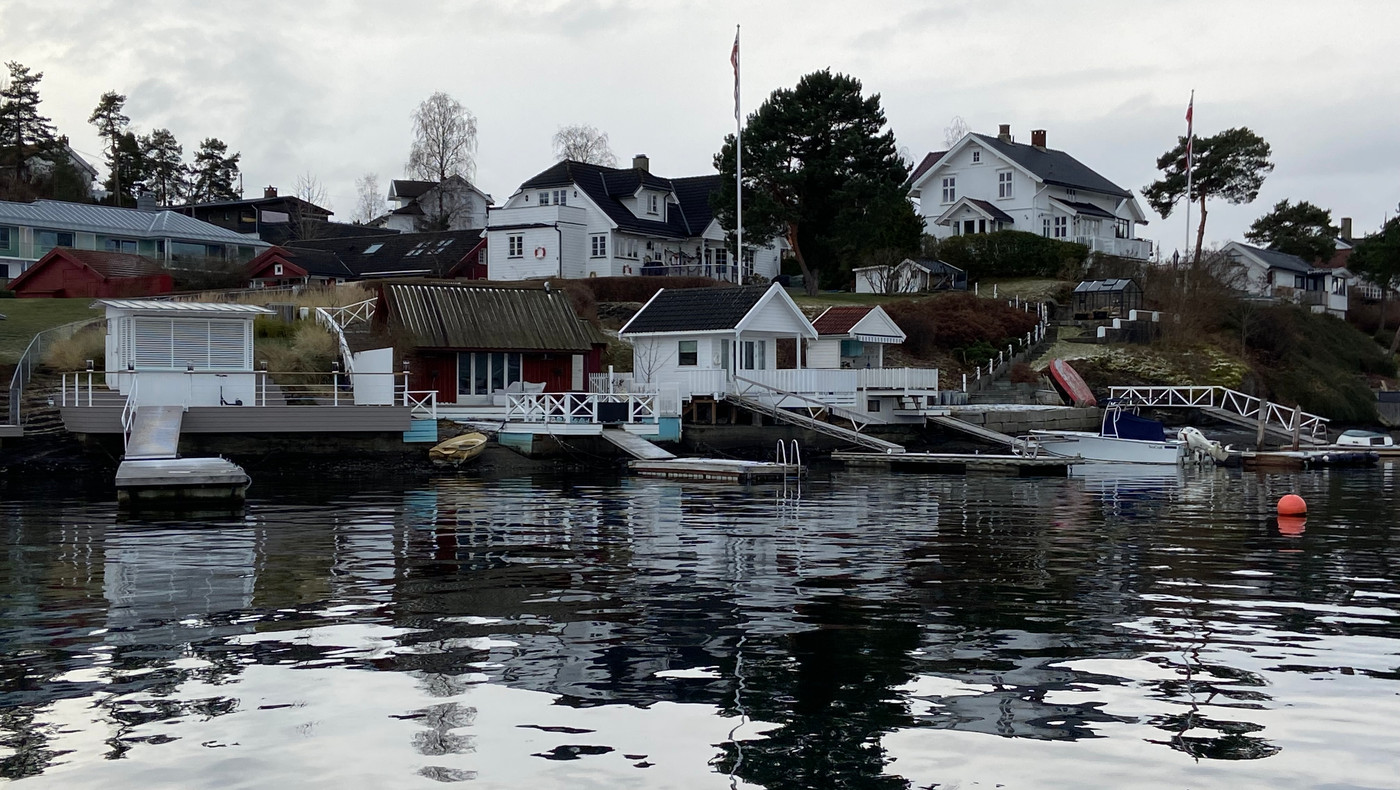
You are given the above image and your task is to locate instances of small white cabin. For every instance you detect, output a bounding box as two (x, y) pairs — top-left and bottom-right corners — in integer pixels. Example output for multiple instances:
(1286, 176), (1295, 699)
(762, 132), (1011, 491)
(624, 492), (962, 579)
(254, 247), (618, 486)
(100, 299), (273, 407)
(618, 283), (816, 400)
(808, 306), (907, 369)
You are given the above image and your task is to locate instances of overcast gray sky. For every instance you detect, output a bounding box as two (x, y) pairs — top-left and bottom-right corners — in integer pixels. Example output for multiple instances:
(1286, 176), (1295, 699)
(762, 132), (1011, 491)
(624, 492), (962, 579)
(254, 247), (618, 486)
(3, 0), (1397, 254)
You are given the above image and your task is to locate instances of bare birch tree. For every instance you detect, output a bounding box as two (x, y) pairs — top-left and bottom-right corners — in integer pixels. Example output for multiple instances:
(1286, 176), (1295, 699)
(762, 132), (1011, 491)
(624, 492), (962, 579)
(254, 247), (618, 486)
(552, 124), (618, 166)
(353, 172), (382, 224)
(943, 116), (971, 149)
(293, 171), (329, 240)
(407, 91), (477, 182)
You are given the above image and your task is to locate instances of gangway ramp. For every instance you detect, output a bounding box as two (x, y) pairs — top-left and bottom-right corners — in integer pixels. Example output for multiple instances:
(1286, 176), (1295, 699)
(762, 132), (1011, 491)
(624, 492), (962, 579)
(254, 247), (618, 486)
(927, 414), (1017, 447)
(125, 405), (185, 460)
(601, 427), (676, 460)
(725, 393), (904, 454)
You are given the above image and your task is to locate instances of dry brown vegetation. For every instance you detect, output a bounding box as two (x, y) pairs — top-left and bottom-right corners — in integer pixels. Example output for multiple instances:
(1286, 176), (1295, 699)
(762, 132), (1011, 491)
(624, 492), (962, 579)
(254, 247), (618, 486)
(42, 325), (107, 371)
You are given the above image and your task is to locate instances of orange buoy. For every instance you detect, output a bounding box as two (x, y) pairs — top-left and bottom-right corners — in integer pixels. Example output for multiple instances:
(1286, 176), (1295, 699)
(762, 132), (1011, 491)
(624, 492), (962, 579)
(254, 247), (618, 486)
(1277, 494), (1307, 516)
(1277, 515), (1307, 537)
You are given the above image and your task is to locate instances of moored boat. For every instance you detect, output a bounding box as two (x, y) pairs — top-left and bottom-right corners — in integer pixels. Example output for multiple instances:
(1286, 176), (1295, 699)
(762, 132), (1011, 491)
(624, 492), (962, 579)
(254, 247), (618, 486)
(1023, 401), (1185, 464)
(429, 432), (489, 467)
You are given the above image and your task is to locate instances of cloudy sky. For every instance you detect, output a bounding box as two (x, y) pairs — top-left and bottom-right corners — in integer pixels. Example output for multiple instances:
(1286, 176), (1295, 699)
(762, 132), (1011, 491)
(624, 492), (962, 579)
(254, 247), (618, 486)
(3, 0), (1397, 252)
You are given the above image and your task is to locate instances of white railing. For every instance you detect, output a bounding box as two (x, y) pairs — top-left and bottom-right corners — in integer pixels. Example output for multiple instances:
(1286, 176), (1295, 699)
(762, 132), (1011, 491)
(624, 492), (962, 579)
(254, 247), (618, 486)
(740, 369), (860, 407)
(857, 368), (939, 392)
(403, 390), (438, 419)
(7, 318), (103, 425)
(314, 298), (376, 375)
(639, 369), (730, 401)
(589, 371), (637, 393)
(61, 369), (429, 411)
(1107, 385), (1328, 440)
(503, 392), (665, 424)
(1075, 235), (1153, 260)
(120, 377), (139, 450)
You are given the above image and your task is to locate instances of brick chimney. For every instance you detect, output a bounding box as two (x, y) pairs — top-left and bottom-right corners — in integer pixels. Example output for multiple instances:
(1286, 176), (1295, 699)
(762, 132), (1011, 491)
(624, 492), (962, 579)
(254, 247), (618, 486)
(135, 191), (159, 212)
(1341, 217), (1353, 242)
(632, 154), (650, 172)
(997, 124), (1012, 143)
(1031, 129), (1047, 149)
(264, 186), (278, 199)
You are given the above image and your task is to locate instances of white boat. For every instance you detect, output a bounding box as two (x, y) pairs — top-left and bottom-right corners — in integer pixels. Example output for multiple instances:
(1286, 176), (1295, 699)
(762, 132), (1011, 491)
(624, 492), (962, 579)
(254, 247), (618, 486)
(1335, 429), (1394, 448)
(1023, 403), (1186, 464)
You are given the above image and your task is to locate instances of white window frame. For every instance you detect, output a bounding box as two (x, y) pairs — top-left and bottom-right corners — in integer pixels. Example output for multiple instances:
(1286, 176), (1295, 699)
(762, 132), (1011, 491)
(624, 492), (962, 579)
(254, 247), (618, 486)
(677, 340), (698, 367)
(647, 194), (659, 215)
(1054, 216), (1068, 239)
(740, 340), (765, 371)
(941, 176), (956, 204)
(554, 189), (568, 206)
(997, 170), (1013, 199)
(539, 191), (551, 206)
(508, 235), (523, 258)
(590, 234), (607, 258)
(971, 150), (981, 164)
(1043, 218), (1051, 238)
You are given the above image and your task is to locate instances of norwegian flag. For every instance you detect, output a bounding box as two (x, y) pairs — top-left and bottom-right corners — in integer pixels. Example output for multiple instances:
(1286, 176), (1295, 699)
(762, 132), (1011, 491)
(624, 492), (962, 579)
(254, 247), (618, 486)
(731, 28), (740, 121)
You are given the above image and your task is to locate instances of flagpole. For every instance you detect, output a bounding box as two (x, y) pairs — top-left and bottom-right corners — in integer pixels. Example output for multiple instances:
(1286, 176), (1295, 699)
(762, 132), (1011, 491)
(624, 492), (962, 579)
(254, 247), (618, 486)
(1184, 89), (1194, 265)
(734, 24), (743, 284)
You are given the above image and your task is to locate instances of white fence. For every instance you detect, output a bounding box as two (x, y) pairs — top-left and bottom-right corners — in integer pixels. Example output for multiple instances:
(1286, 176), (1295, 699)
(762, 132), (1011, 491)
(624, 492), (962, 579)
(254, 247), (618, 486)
(857, 367), (939, 392)
(503, 391), (676, 424)
(1107, 385), (1328, 440)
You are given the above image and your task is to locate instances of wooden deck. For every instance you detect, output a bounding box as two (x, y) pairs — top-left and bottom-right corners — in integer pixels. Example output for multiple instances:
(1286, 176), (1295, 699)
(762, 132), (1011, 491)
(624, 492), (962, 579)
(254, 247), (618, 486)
(833, 450), (1073, 476)
(629, 458), (803, 483)
(61, 404), (414, 434)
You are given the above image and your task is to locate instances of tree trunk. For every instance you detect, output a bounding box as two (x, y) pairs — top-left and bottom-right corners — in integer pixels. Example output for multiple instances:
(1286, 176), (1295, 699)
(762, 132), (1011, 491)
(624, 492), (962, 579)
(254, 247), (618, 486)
(1379, 288), (1389, 335)
(787, 224), (818, 296)
(1192, 195), (1208, 268)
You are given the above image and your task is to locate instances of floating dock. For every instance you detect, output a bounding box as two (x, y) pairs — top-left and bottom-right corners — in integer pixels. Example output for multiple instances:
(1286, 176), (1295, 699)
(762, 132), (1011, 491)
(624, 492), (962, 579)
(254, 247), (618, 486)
(115, 405), (250, 506)
(1232, 449), (1380, 471)
(833, 451), (1073, 476)
(629, 458), (803, 483)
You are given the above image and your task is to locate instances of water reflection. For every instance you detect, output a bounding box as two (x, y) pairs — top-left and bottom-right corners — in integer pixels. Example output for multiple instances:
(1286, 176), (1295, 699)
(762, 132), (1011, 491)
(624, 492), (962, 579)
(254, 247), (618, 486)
(0, 466), (1398, 788)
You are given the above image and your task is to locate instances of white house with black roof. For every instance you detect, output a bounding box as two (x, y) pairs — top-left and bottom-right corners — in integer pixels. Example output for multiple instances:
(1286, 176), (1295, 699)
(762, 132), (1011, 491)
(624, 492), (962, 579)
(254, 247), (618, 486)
(1222, 241), (1349, 317)
(485, 155), (782, 283)
(908, 125), (1152, 260)
(386, 176), (492, 232)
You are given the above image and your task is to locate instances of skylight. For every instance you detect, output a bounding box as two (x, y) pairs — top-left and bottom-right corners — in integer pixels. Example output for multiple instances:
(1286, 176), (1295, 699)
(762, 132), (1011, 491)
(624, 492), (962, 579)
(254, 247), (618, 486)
(363, 243), (383, 254)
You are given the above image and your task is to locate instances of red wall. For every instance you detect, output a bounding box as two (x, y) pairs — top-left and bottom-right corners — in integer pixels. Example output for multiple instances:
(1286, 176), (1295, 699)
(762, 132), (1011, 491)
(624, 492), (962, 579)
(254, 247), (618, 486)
(13, 259), (172, 298)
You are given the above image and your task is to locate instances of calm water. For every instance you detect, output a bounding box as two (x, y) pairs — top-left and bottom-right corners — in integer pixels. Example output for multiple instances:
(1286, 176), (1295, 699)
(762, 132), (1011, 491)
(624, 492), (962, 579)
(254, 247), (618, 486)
(1, 463), (1398, 789)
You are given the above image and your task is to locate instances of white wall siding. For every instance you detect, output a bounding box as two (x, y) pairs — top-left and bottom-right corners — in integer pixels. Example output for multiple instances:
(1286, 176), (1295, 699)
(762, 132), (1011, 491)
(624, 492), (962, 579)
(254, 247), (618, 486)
(807, 338), (841, 369)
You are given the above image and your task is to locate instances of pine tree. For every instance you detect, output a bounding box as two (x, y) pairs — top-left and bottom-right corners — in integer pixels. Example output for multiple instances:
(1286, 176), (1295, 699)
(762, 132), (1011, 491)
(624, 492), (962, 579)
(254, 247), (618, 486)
(88, 90), (131, 205)
(140, 128), (184, 205)
(188, 137), (240, 202)
(0, 61), (59, 182)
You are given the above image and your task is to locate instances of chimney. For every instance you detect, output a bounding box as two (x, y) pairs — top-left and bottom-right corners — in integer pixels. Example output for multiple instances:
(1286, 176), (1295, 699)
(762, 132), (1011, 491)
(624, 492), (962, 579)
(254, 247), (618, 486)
(264, 185), (278, 199)
(997, 124), (1012, 143)
(1031, 129), (1047, 149)
(135, 192), (159, 212)
(1341, 217), (1353, 242)
(632, 154), (650, 172)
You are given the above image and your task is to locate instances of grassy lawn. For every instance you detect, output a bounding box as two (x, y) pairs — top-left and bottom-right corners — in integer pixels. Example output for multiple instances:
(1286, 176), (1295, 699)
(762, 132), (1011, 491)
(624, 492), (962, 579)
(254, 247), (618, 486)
(0, 299), (103, 365)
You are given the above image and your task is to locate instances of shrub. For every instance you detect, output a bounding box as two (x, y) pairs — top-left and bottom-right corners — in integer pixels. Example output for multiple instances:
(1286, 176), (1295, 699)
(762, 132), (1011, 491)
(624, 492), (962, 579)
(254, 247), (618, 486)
(42, 326), (106, 371)
(933, 230), (1089, 279)
(883, 292), (1039, 363)
(254, 316), (296, 339)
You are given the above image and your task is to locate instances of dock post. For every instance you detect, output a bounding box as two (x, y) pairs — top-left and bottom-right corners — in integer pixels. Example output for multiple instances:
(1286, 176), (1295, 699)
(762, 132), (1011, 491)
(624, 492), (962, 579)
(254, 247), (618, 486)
(1256, 400), (1269, 449)
(1291, 404), (1303, 450)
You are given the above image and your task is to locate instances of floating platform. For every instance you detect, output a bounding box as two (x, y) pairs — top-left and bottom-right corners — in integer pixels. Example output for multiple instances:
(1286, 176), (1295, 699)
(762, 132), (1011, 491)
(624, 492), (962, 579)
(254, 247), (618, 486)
(115, 457), (251, 506)
(628, 458), (803, 483)
(833, 451), (1073, 476)
(1232, 449), (1380, 471)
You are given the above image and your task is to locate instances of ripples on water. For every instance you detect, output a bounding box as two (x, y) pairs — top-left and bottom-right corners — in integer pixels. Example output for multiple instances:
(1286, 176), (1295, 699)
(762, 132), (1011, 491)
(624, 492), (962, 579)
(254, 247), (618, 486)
(1, 463), (1398, 789)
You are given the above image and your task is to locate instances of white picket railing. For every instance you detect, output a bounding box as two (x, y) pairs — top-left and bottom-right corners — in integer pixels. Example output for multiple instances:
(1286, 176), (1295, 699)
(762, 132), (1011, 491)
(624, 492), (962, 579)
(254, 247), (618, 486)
(857, 367), (939, 392)
(1108, 385), (1329, 440)
(503, 392), (665, 424)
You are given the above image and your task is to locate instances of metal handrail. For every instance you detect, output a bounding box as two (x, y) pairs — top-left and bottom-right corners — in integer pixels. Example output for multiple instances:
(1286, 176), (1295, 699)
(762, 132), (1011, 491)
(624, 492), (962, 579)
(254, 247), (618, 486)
(120, 378), (140, 450)
(7, 318), (103, 425)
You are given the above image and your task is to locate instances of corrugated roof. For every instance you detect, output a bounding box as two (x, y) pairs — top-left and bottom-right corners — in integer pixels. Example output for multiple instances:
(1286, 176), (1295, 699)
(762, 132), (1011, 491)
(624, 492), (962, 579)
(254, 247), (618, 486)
(382, 283), (599, 351)
(0, 199), (269, 246)
(620, 285), (769, 334)
(97, 299), (274, 314)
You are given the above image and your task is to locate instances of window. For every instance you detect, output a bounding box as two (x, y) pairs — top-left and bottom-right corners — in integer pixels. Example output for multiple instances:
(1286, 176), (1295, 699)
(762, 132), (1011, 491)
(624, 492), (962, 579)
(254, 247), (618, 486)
(590, 234), (607, 258)
(0, 226), (11, 250)
(868, 399), (881, 413)
(456, 352), (522, 395)
(34, 229), (75, 254)
(554, 189), (568, 206)
(997, 170), (1013, 199)
(740, 340), (765, 370)
(1054, 216), (1068, 239)
(678, 340), (698, 366)
(539, 191), (551, 206)
(508, 235), (523, 257)
(941, 177), (956, 204)
(647, 194), (659, 214)
(363, 243), (384, 254)
(103, 237), (137, 253)
(624, 238), (638, 259)
(742, 248), (755, 274)
(1065, 189), (1077, 200)
(971, 150), (981, 164)
(1115, 218), (1130, 239)
(715, 248), (728, 268)
(273, 263), (284, 276)
(1043, 218), (1052, 238)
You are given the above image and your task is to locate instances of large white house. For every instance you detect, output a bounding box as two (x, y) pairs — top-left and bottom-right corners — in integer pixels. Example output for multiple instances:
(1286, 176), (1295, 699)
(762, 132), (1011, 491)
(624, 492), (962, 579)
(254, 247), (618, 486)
(1222, 241), (1349, 317)
(385, 176), (492, 232)
(908, 125), (1152, 260)
(485, 156), (782, 283)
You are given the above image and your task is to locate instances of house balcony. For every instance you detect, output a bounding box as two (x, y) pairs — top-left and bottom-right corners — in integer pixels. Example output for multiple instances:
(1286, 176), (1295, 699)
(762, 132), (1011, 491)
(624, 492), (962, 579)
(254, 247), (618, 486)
(1075, 236), (1153, 260)
(603, 367), (946, 414)
(485, 204), (588, 228)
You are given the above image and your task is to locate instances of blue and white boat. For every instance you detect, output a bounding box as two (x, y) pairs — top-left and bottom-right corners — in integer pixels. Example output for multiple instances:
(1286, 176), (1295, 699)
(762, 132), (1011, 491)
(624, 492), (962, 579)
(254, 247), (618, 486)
(1026, 402), (1186, 464)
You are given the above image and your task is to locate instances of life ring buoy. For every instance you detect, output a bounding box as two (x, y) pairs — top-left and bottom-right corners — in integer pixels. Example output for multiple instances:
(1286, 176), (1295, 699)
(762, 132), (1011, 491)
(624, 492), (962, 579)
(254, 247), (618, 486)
(624, 265), (633, 275)
(534, 246), (546, 259)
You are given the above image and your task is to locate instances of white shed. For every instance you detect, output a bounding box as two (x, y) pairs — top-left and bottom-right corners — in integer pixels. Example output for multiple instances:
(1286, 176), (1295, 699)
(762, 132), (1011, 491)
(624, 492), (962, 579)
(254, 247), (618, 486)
(99, 299), (273, 407)
(808, 306), (907, 369)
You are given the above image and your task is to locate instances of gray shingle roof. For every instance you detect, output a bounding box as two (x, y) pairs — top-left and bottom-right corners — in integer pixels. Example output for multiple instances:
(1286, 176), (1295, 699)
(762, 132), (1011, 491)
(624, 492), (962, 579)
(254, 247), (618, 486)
(968, 134), (1131, 198)
(0, 199), (267, 246)
(1229, 242), (1313, 274)
(288, 229), (484, 278)
(621, 285), (768, 334)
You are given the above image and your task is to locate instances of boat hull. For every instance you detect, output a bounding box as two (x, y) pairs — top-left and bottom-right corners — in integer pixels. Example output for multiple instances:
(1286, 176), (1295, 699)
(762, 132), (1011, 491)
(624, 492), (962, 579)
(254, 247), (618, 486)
(1029, 430), (1184, 464)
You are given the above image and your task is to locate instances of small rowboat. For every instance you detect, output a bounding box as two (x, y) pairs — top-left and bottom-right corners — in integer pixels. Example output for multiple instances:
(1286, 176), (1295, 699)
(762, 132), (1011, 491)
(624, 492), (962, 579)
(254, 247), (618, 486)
(428, 432), (488, 467)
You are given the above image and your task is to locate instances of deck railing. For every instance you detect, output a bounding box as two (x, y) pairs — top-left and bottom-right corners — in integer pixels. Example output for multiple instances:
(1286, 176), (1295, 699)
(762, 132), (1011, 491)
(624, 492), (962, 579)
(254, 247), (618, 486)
(7, 318), (103, 425)
(503, 391), (666, 424)
(60, 369), (432, 414)
(1107, 385), (1329, 440)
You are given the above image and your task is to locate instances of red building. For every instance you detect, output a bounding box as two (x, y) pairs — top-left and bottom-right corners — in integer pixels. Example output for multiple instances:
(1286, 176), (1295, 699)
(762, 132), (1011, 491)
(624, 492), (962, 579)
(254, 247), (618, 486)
(7, 248), (173, 298)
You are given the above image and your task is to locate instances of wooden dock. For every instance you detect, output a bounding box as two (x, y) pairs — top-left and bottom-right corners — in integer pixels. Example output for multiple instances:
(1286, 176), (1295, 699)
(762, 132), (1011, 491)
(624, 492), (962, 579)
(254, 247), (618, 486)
(833, 450), (1073, 476)
(629, 458), (803, 483)
(1233, 449), (1380, 471)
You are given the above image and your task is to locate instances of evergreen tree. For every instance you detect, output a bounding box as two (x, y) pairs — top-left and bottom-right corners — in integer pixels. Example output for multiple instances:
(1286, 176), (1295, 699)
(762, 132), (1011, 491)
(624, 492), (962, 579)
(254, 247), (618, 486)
(188, 137), (240, 202)
(1351, 217), (1400, 341)
(140, 128), (184, 205)
(712, 70), (920, 294)
(88, 90), (131, 205)
(0, 61), (58, 183)
(103, 131), (147, 205)
(1244, 199), (1338, 263)
(1143, 126), (1273, 267)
